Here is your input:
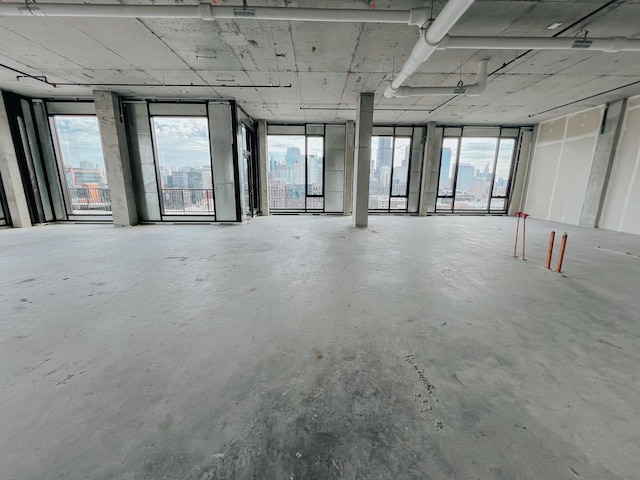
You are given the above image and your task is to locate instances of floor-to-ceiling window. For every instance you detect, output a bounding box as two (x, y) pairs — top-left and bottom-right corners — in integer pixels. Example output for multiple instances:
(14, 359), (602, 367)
(436, 127), (519, 213)
(267, 126), (325, 212)
(151, 116), (215, 216)
(369, 134), (412, 212)
(51, 115), (111, 215)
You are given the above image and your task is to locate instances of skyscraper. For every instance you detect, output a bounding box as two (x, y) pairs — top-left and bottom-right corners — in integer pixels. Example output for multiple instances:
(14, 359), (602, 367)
(377, 137), (393, 169)
(440, 148), (452, 187)
(456, 164), (475, 191)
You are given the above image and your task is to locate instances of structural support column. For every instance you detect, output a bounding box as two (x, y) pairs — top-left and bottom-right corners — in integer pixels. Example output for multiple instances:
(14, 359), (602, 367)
(352, 94), (373, 227)
(0, 91), (31, 227)
(509, 127), (535, 216)
(419, 122), (437, 216)
(579, 99), (627, 227)
(257, 119), (269, 216)
(343, 121), (355, 216)
(93, 90), (138, 226)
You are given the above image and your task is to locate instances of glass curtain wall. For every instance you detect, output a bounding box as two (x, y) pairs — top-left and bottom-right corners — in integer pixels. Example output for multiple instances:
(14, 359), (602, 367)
(151, 116), (215, 216)
(267, 133), (325, 212)
(369, 135), (412, 212)
(436, 128), (518, 213)
(51, 115), (111, 215)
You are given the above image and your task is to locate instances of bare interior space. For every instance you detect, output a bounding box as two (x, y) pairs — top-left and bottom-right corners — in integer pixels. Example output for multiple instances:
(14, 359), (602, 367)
(2, 0), (640, 478)
(2, 216), (640, 479)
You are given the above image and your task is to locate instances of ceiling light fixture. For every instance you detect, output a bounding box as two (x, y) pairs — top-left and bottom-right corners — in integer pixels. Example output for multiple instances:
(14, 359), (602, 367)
(547, 22), (563, 30)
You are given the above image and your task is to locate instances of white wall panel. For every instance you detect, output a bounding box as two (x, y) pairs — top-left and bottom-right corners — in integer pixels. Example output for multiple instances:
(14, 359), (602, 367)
(600, 100), (640, 234)
(524, 106), (603, 225)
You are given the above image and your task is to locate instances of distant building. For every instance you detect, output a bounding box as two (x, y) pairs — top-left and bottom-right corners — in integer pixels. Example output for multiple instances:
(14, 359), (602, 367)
(64, 166), (107, 188)
(457, 164), (475, 191)
(440, 148), (451, 187)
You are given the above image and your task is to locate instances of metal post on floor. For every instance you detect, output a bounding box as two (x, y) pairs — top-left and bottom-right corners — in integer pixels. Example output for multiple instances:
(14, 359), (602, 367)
(513, 211), (522, 257)
(545, 230), (556, 269)
(522, 213), (529, 261)
(556, 233), (568, 273)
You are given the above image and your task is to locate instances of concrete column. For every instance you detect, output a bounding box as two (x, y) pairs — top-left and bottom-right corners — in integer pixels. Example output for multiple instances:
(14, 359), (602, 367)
(208, 102), (238, 222)
(93, 90), (138, 226)
(343, 121), (355, 216)
(419, 122), (437, 216)
(509, 127), (535, 216)
(257, 119), (269, 216)
(580, 99), (627, 227)
(352, 94), (374, 228)
(0, 91), (31, 227)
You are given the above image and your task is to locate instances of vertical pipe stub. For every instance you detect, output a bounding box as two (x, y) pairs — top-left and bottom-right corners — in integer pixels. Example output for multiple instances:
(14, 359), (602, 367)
(546, 230), (556, 269)
(556, 233), (568, 273)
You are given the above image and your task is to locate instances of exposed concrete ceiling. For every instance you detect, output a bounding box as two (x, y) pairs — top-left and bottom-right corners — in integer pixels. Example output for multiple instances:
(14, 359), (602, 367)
(1, 0), (640, 124)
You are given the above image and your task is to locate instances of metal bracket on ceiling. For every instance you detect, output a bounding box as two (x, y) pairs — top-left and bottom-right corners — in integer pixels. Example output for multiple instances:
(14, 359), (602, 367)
(17, 74), (47, 82)
(234, 0), (255, 18)
(573, 30), (593, 49)
(453, 80), (466, 94)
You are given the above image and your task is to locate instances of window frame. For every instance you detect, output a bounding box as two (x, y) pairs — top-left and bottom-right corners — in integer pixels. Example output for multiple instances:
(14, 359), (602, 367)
(368, 127), (414, 214)
(435, 126), (521, 214)
(49, 113), (112, 217)
(267, 124), (327, 213)
(149, 112), (216, 219)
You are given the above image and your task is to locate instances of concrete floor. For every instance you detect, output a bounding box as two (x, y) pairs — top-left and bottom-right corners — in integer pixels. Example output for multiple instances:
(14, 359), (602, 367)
(1, 216), (639, 480)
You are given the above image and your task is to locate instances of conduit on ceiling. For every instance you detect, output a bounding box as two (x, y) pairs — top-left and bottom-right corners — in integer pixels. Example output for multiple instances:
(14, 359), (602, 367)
(0, 3), (430, 25)
(0, 61), (293, 89)
(392, 59), (488, 98)
(2, 1), (640, 100)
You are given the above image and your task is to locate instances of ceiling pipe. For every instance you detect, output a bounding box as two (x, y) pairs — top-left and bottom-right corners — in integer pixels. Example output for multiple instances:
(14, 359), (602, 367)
(384, 0), (476, 99)
(392, 59), (488, 98)
(438, 35), (640, 52)
(0, 3), (431, 24)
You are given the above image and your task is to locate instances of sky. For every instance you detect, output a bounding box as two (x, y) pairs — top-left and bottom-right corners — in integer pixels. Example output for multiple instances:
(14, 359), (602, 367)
(267, 135), (307, 164)
(441, 137), (515, 181)
(54, 116), (105, 169)
(152, 117), (211, 169)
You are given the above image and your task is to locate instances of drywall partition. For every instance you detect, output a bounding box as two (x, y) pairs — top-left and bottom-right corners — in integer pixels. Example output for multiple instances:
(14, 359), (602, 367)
(524, 106), (604, 225)
(599, 95), (640, 234)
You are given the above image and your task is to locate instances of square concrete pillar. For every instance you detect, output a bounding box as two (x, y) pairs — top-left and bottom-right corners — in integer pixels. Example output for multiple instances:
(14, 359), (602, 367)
(352, 93), (374, 228)
(0, 91), (31, 228)
(343, 121), (355, 216)
(419, 122), (437, 216)
(93, 90), (138, 227)
(257, 119), (269, 216)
